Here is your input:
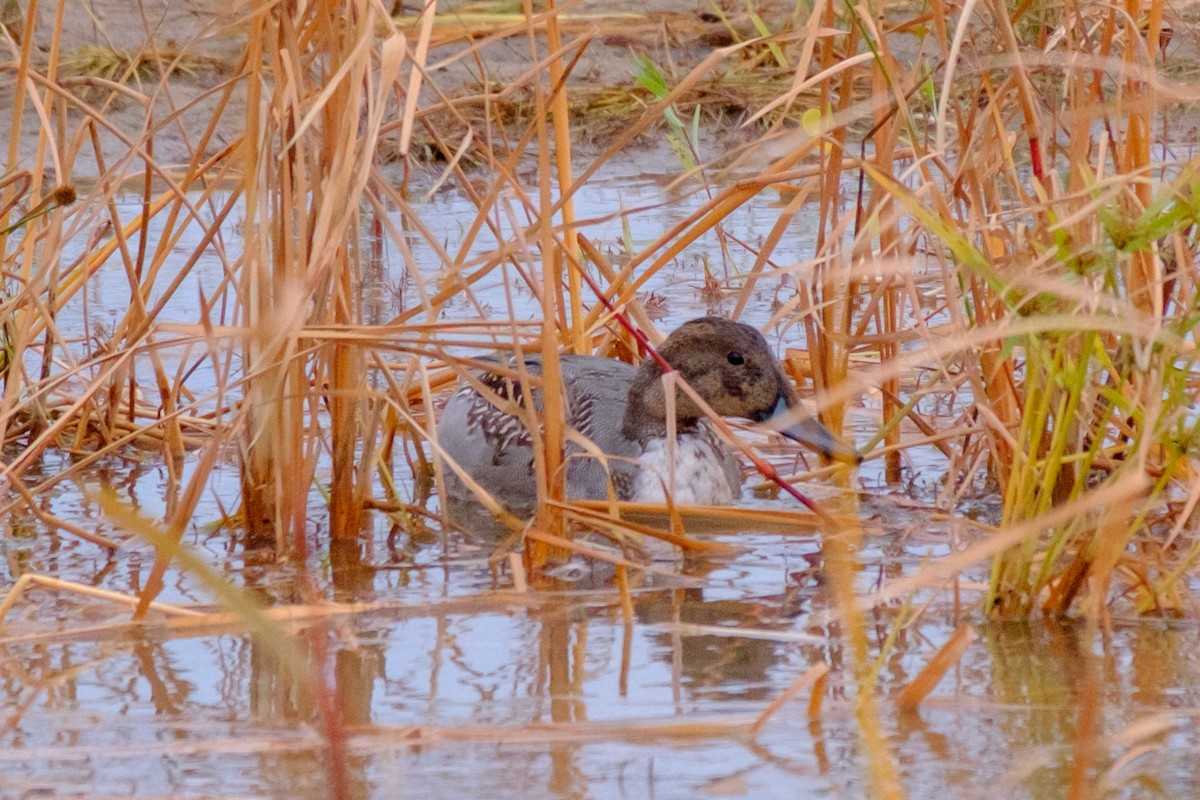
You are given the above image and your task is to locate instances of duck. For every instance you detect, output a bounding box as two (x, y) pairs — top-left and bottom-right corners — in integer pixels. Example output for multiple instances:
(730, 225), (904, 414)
(436, 316), (859, 509)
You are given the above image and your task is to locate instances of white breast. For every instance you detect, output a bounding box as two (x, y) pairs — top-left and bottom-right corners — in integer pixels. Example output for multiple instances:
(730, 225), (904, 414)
(630, 434), (739, 505)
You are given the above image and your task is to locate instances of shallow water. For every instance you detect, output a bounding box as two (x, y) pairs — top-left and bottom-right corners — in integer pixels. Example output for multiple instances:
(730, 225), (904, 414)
(6, 515), (1200, 799)
(2, 160), (1196, 799)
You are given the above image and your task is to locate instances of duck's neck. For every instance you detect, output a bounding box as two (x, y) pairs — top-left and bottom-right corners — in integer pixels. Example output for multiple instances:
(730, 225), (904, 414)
(621, 362), (701, 443)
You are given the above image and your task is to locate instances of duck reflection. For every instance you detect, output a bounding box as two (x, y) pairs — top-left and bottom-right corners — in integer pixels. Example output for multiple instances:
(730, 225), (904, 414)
(636, 586), (807, 702)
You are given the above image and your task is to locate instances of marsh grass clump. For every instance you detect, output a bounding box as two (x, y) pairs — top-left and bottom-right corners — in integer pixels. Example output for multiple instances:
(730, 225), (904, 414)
(0, 0), (1193, 610)
(0, 0), (1190, 599)
(982, 173), (1200, 618)
(3, 0), (1200, 793)
(59, 43), (212, 82)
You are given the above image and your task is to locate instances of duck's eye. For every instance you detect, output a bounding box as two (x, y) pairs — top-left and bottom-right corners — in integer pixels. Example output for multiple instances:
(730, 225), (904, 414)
(727, 351), (745, 366)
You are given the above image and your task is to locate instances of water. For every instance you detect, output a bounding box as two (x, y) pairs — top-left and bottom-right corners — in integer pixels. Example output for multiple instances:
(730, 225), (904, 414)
(5, 519), (1200, 798)
(2, 159), (1195, 799)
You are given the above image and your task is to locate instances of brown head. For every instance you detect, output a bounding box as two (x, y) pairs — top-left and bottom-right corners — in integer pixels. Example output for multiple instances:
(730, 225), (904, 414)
(621, 317), (860, 463)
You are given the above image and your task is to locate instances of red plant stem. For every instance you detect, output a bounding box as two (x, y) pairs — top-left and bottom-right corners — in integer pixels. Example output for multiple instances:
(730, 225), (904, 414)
(567, 244), (841, 528)
(1028, 134), (1045, 183)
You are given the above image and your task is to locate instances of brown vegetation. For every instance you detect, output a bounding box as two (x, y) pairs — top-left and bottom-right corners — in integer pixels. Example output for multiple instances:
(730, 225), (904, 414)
(2, 0), (1199, 795)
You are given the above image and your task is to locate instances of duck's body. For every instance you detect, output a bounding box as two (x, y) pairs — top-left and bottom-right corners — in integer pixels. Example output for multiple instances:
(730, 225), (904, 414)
(438, 353), (741, 506)
(436, 317), (857, 509)
(629, 430), (741, 504)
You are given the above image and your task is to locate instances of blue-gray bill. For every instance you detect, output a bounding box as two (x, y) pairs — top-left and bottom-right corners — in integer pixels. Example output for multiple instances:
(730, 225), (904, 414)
(765, 397), (862, 465)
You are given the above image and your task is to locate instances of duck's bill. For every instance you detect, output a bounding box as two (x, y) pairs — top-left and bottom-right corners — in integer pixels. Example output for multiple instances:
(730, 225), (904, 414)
(766, 398), (862, 465)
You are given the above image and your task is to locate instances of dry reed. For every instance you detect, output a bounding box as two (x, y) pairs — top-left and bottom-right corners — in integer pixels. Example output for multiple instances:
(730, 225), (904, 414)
(2, 0), (1199, 795)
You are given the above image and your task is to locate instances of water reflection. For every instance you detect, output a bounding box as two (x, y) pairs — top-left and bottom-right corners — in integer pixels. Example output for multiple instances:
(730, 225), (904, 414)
(5, 572), (1200, 798)
(6, 168), (1200, 798)
(8, 456), (1200, 798)
(541, 610), (588, 798)
(638, 587), (806, 703)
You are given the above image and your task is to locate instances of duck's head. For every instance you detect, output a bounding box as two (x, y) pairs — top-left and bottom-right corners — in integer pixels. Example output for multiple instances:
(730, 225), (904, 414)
(624, 317), (861, 464)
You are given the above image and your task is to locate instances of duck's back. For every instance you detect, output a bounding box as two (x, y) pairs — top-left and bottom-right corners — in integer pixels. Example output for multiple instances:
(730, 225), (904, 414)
(437, 354), (644, 507)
